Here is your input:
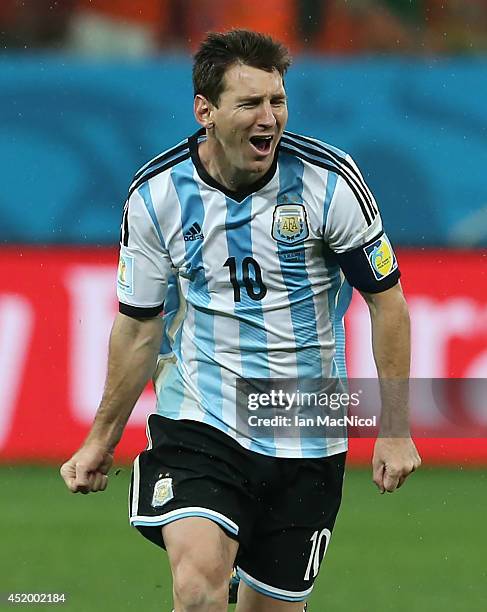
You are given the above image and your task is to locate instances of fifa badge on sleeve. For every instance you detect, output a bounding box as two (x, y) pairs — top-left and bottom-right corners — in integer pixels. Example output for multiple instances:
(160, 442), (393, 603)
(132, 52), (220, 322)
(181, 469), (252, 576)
(117, 253), (134, 295)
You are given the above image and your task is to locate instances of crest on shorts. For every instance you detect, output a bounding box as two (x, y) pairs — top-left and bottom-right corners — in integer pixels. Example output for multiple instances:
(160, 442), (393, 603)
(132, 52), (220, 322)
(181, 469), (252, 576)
(151, 477), (174, 508)
(272, 203), (309, 245)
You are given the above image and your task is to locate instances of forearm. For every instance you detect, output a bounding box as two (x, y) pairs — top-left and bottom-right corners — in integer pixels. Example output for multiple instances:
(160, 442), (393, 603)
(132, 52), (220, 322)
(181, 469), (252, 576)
(85, 313), (163, 451)
(363, 287), (421, 491)
(369, 290), (410, 378)
(367, 288), (411, 435)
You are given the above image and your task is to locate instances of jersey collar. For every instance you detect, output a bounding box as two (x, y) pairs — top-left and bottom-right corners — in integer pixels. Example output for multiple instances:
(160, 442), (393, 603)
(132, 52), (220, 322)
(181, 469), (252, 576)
(188, 128), (279, 203)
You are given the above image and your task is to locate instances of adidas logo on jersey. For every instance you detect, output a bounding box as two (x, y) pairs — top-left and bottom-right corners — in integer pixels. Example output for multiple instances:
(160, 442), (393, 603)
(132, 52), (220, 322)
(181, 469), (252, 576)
(184, 222), (204, 241)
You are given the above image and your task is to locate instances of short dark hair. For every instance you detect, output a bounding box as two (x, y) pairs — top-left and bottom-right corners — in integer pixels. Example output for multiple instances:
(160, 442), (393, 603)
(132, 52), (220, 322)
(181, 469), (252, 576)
(193, 29), (292, 106)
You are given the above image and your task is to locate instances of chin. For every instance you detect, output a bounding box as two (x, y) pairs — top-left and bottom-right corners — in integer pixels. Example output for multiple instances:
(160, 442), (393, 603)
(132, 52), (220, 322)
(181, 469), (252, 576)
(248, 158), (272, 173)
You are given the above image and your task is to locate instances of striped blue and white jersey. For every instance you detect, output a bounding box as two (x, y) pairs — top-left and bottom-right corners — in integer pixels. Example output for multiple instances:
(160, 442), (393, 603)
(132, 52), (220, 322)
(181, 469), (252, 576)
(117, 129), (400, 458)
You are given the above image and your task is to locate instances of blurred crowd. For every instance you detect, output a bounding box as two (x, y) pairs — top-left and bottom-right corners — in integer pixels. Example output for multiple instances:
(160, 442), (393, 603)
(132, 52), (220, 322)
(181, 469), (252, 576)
(1, 0), (487, 56)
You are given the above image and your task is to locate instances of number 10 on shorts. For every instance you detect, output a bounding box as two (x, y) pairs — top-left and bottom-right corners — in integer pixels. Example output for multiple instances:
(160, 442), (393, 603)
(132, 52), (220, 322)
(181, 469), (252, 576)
(304, 528), (331, 581)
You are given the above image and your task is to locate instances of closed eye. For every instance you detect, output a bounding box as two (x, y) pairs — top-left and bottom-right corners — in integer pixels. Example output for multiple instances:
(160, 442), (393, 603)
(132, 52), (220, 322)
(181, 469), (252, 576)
(239, 101), (258, 108)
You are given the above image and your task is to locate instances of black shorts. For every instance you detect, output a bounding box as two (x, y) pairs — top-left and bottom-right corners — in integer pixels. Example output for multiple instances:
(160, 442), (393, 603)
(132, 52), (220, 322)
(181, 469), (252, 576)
(129, 414), (346, 602)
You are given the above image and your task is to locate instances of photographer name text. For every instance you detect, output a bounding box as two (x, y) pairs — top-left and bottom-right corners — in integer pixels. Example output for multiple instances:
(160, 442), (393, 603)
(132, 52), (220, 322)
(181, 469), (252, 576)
(247, 415), (376, 427)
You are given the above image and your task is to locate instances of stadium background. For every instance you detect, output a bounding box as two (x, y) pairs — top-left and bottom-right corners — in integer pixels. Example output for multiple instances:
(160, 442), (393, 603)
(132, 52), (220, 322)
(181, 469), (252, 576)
(1, 1), (486, 610)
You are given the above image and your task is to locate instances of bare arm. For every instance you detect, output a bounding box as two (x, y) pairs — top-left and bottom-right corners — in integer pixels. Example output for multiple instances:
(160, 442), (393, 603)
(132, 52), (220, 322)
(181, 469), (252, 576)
(360, 283), (421, 492)
(60, 312), (163, 493)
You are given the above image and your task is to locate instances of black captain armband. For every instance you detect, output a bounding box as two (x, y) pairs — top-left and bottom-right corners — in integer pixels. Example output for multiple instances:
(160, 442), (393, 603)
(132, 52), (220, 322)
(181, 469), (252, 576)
(334, 232), (401, 294)
(119, 302), (164, 319)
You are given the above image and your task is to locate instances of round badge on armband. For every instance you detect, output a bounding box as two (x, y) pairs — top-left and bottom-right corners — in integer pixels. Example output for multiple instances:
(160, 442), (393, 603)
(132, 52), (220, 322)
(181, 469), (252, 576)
(363, 235), (398, 281)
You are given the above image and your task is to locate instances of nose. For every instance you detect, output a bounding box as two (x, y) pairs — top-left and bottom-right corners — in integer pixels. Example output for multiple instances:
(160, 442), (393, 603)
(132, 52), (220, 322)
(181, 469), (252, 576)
(257, 101), (277, 129)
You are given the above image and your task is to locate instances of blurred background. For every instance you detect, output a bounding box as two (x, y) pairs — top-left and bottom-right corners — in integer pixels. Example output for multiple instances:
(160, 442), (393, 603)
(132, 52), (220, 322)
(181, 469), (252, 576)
(1, 1), (486, 610)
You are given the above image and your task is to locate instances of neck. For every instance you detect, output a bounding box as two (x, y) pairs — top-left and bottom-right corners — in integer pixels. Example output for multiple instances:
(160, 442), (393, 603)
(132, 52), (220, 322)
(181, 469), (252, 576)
(198, 137), (264, 193)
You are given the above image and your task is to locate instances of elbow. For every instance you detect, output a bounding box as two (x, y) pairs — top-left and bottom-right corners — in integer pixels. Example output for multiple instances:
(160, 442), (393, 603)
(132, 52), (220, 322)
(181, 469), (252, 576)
(361, 283), (410, 324)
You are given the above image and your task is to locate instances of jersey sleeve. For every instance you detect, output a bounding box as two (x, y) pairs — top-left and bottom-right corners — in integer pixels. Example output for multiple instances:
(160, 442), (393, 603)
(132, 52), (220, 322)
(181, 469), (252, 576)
(324, 155), (400, 293)
(117, 187), (172, 318)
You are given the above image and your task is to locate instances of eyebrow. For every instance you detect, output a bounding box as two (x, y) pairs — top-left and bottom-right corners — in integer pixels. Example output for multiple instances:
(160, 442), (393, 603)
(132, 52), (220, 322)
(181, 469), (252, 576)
(236, 94), (287, 103)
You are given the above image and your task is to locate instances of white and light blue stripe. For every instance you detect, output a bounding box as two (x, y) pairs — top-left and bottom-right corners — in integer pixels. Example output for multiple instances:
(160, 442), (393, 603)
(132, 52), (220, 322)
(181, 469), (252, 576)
(237, 567), (313, 602)
(277, 153), (322, 380)
(131, 506), (239, 537)
(171, 161), (225, 430)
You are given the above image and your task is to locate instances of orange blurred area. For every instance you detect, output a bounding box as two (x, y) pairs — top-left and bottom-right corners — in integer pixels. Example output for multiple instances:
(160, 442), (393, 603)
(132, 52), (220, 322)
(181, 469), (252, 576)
(1, 0), (486, 54)
(212, 0), (298, 50)
(162, 0), (300, 51)
(76, 0), (168, 26)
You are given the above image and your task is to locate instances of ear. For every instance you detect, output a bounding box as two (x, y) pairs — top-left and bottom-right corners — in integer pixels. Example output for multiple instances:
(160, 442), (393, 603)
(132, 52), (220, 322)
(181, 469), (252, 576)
(194, 95), (215, 129)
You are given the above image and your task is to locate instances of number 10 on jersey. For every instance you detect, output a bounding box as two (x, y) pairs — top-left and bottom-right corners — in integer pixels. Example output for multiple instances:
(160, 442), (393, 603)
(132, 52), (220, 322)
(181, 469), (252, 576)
(223, 256), (267, 302)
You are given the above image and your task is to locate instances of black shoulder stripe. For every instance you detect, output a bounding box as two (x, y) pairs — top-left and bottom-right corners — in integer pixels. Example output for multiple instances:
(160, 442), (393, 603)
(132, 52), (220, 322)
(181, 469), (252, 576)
(128, 152), (191, 198)
(120, 200), (129, 246)
(283, 133), (378, 217)
(284, 131), (377, 209)
(282, 135), (377, 221)
(281, 145), (374, 226)
(133, 140), (189, 182)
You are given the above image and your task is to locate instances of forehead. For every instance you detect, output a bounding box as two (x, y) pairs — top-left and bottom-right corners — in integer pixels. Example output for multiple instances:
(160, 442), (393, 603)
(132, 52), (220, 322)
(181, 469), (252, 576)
(220, 63), (285, 99)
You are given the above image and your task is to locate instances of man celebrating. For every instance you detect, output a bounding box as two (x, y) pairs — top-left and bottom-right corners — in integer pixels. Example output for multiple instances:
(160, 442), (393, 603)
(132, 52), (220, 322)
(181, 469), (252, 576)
(61, 30), (421, 611)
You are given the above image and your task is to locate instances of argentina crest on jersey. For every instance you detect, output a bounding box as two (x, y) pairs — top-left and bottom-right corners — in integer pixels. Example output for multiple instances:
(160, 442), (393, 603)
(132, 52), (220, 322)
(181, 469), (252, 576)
(272, 200), (309, 245)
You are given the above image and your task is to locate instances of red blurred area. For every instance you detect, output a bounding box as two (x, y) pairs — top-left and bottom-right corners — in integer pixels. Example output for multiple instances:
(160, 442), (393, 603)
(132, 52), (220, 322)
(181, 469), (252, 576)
(0, 247), (485, 465)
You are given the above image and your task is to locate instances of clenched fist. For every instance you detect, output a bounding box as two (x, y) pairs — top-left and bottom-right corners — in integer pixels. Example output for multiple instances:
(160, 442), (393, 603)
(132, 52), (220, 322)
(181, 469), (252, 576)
(60, 444), (114, 494)
(373, 437), (421, 493)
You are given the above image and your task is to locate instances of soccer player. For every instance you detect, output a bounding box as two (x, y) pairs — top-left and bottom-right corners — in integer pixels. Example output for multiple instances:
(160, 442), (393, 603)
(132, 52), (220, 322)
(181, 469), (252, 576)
(60, 30), (421, 611)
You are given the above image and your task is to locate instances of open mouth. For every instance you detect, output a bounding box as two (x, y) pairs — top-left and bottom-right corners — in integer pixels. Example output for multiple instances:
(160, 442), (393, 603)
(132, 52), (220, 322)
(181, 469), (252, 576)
(249, 135), (273, 155)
